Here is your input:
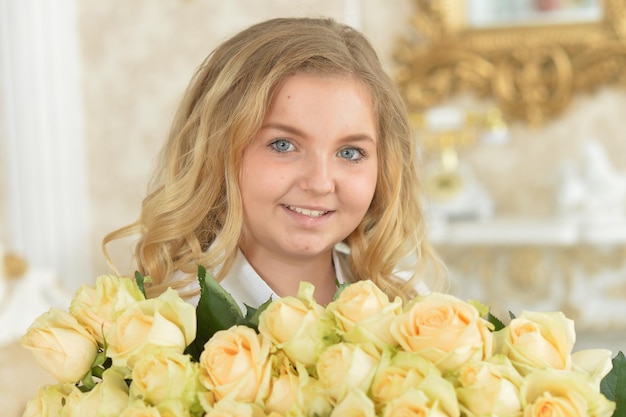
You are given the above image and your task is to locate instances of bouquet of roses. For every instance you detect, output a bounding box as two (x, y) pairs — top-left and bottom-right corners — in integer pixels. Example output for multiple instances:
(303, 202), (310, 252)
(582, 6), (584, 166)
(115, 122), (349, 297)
(20, 267), (625, 417)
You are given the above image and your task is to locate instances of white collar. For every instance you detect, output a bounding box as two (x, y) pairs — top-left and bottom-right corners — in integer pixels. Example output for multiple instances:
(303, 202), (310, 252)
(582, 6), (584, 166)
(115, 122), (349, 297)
(182, 247), (349, 312)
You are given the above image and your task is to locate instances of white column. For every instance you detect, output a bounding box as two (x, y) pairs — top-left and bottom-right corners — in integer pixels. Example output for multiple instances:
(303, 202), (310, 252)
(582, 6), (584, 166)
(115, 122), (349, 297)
(0, 0), (92, 293)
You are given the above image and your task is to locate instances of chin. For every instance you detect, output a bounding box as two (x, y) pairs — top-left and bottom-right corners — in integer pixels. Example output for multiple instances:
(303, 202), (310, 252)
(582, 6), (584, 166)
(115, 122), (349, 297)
(284, 244), (332, 258)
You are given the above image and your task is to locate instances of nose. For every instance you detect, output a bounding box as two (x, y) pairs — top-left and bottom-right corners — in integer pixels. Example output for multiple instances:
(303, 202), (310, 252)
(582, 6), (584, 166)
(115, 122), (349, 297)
(299, 154), (335, 194)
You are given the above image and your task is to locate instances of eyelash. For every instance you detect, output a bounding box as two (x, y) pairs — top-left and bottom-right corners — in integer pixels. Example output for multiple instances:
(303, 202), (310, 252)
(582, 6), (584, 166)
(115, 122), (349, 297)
(338, 147), (367, 163)
(268, 139), (368, 163)
(269, 139), (294, 153)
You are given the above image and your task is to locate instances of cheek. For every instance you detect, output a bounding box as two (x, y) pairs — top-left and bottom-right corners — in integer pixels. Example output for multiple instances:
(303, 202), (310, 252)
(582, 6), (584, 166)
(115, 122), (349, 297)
(240, 159), (281, 203)
(342, 168), (378, 214)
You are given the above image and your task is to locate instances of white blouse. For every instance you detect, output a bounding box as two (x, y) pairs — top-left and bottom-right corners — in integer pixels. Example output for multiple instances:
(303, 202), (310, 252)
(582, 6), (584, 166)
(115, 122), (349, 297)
(167, 242), (428, 311)
(173, 246), (352, 312)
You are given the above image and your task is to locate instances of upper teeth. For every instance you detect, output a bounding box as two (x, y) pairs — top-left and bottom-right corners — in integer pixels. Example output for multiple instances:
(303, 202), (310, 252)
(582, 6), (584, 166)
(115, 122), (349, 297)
(288, 205), (328, 217)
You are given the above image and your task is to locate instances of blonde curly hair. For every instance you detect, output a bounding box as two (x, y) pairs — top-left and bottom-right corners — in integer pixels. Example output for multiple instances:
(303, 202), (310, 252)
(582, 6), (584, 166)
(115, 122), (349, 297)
(103, 17), (446, 301)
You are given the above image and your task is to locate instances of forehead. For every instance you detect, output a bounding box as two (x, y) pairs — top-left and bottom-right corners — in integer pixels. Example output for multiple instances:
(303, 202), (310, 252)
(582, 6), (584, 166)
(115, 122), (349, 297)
(273, 70), (371, 98)
(267, 72), (375, 114)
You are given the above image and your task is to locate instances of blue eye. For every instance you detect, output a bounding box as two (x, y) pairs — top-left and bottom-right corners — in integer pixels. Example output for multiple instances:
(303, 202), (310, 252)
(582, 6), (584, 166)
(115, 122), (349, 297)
(270, 139), (294, 153)
(338, 147), (365, 161)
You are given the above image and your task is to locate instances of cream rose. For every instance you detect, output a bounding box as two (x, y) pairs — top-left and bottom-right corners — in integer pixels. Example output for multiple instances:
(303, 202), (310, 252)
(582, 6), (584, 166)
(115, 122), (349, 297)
(326, 280), (402, 350)
(294, 365), (333, 417)
(263, 351), (303, 414)
(382, 390), (449, 417)
(197, 390), (215, 415)
(66, 367), (130, 417)
(258, 282), (336, 366)
(157, 399), (195, 417)
(495, 310), (575, 376)
(521, 369), (616, 417)
(316, 342), (380, 404)
(391, 293), (494, 373)
(105, 288), (196, 368)
(455, 355), (524, 417)
(130, 350), (203, 411)
(21, 307), (99, 383)
(370, 347), (440, 409)
(204, 399), (266, 417)
(381, 375), (460, 417)
(199, 325), (272, 403)
(22, 383), (83, 417)
(119, 400), (190, 417)
(330, 388), (376, 417)
(70, 275), (145, 344)
(118, 401), (161, 417)
(572, 348), (614, 388)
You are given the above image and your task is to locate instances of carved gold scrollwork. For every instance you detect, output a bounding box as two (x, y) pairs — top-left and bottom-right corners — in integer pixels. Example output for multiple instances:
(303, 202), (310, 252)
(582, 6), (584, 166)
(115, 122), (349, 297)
(394, 0), (626, 125)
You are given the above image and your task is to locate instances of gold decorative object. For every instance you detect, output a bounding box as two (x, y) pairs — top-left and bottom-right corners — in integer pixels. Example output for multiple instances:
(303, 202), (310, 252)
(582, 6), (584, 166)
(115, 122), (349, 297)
(2, 252), (28, 279)
(413, 106), (507, 203)
(413, 108), (475, 202)
(394, 0), (626, 125)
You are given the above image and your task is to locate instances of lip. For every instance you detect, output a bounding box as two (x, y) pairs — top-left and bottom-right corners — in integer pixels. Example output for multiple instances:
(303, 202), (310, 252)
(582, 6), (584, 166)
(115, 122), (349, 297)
(281, 204), (334, 225)
(285, 204), (331, 217)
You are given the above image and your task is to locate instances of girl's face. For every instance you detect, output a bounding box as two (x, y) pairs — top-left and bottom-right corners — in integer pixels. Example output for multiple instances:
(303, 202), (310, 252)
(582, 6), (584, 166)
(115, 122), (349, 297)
(239, 72), (378, 261)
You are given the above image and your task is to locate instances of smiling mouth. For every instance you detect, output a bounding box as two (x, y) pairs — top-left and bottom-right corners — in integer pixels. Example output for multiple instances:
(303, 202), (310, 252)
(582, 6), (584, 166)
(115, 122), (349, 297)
(285, 205), (330, 218)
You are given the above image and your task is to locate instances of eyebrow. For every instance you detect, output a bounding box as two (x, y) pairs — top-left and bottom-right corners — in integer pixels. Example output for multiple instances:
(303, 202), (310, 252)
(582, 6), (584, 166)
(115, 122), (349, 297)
(261, 122), (377, 144)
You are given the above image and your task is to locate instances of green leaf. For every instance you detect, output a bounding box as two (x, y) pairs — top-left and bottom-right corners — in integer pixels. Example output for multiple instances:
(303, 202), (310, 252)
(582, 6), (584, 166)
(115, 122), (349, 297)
(466, 300), (507, 332)
(80, 370), (96, 392)
(468, 299), (489, 317)
(184, 265), (244, 361)
(332, 279), (350, 301)
(601, 351), (626, 417)
(92, 351), (107, 368)
(91, 365), (104, 380)
(134, 271), (150, 299)
(487, 312), (507, 332)
(244, 298), (272, 331)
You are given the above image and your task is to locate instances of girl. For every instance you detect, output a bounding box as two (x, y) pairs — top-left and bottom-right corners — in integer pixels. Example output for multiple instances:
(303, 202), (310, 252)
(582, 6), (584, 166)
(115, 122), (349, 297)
(103, 17), (446, 309)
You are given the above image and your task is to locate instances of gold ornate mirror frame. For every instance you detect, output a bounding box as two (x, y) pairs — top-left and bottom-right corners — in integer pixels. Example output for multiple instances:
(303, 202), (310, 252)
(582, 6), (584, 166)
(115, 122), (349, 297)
(394, 0), (626, 125)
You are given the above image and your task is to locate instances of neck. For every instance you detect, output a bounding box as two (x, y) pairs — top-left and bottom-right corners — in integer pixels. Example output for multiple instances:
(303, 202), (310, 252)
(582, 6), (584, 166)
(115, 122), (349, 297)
(240, 247), (337, 305)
